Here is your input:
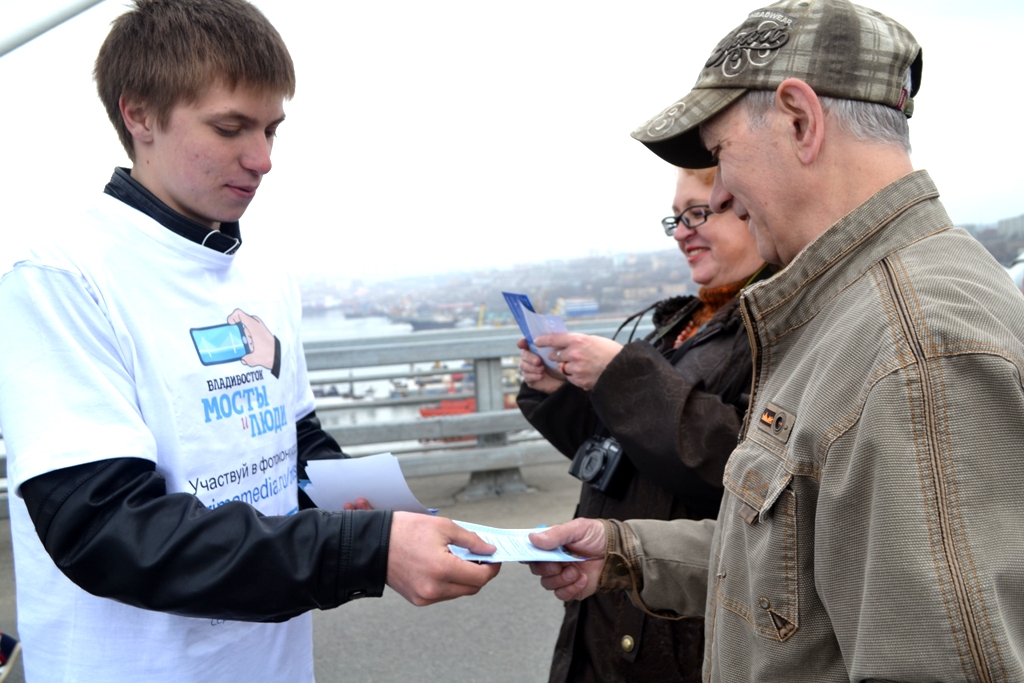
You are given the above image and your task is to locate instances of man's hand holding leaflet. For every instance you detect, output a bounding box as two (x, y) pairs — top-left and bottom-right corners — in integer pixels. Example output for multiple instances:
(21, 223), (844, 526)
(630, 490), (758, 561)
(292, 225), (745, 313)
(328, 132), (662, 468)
(528, 519), (608, 600)
(302, 454), (500, 602)
(387, 514), (500, 606)
(448, 520), (589, 563)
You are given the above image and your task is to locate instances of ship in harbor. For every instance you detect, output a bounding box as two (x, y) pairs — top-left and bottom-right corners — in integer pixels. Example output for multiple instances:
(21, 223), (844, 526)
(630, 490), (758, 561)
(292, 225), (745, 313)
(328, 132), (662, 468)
(388, 301), (483, 331)
(388, 313), (460, 331)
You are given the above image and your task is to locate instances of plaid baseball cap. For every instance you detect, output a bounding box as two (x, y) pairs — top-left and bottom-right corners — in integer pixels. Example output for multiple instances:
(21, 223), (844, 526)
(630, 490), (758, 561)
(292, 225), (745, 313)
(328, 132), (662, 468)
(631, 0), (922, 168)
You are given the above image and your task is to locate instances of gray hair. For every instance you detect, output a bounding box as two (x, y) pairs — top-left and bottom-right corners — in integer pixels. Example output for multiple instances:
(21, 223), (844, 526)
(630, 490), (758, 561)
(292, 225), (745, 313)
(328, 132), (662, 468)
(741, 69), (913, 153)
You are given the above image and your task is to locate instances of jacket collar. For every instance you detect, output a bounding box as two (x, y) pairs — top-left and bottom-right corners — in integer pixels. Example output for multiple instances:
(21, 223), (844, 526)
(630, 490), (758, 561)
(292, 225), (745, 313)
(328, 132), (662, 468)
(740, 170), (949, 344)
(103, 167), (242, 254)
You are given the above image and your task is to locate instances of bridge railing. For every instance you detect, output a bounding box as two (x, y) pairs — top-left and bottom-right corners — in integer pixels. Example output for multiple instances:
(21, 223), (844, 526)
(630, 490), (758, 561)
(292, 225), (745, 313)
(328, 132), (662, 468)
(305, 319), (650, 497)
(0, 318), (650, 515)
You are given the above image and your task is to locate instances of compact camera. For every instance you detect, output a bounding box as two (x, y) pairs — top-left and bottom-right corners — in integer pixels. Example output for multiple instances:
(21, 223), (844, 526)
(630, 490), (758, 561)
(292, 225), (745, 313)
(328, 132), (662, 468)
(568, 435), (633, 499)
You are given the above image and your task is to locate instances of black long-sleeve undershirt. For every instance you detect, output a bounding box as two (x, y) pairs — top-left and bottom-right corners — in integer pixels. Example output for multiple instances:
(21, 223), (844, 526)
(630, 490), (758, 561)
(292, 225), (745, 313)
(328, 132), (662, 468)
(19, 410), (391, 622)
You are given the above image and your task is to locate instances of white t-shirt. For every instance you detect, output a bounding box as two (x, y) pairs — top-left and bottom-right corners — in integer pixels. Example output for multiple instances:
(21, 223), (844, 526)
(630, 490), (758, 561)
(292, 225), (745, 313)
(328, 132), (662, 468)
(0, 194), (318, 682)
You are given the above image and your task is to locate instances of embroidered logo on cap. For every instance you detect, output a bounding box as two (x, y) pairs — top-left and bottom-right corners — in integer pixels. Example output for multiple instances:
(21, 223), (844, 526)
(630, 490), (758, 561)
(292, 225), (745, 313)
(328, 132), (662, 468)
(705, 10), (795, 77)
(756, 402), (794, 444)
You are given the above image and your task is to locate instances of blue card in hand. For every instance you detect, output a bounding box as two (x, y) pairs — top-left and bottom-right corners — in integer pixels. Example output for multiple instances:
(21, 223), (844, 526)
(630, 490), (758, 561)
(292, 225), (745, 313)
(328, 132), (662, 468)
(502, 291), (537, 344)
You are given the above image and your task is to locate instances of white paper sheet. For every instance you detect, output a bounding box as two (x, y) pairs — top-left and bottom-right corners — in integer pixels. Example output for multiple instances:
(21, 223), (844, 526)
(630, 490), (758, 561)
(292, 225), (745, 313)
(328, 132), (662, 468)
(303, 453), (432, 514)
(448, 520), (588, 563)
(522, 308), (568, 369)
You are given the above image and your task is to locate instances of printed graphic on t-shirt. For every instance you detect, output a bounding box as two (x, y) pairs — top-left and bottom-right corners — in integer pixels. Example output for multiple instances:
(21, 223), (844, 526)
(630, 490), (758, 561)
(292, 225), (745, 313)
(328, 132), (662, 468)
(190, 322), (252, 365)
(189, 308), (279, 375)
(187, 308), (298, 514)
(192, 308), (287, 439)
(186, 444), (298, 514)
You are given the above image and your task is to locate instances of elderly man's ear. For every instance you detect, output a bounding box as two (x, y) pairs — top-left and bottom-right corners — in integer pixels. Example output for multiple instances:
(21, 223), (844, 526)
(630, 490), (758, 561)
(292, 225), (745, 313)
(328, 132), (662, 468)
(775, 78), (826, 166)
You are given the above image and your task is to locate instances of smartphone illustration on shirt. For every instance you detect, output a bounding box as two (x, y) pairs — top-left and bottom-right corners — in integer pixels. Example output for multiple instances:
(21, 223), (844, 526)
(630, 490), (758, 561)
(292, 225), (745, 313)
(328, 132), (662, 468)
(190, 322), (253, 365)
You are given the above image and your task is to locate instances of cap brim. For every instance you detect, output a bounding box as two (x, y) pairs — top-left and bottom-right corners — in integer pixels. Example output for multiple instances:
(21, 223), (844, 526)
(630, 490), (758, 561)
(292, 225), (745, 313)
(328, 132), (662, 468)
(630, 88), (747, 168)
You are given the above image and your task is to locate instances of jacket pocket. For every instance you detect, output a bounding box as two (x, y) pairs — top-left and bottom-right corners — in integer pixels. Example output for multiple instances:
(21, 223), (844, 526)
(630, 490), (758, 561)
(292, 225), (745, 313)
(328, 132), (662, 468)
(718, 457), (799, 642)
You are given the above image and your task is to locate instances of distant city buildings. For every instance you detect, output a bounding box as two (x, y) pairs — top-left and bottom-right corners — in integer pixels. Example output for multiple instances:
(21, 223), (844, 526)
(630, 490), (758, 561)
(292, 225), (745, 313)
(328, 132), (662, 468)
(958, 212), (1024, 238)
(300, 209), (1024, 324)
(998, 214), (1024, 238)
(300, 248), (694, 325)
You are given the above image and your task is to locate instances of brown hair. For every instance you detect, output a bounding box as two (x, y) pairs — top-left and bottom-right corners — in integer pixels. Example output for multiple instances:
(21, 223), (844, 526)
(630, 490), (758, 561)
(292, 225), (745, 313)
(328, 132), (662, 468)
(95, 0), (296, 160)
(680, 166), (716, 187)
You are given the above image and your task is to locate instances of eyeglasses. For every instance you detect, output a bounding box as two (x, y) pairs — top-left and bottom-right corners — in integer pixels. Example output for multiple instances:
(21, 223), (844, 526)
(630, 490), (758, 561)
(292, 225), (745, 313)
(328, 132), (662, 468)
(662, 205), (713, 235)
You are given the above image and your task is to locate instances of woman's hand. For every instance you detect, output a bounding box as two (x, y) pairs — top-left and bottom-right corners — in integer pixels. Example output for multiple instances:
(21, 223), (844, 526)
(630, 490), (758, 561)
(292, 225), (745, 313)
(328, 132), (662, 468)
(517, 338), (567, 394)
(533, 333), (623, 391)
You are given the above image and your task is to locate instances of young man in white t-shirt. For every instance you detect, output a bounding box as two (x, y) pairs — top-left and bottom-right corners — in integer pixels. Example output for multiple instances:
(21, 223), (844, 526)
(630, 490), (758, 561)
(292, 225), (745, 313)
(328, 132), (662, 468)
(0, 1), (499, 680)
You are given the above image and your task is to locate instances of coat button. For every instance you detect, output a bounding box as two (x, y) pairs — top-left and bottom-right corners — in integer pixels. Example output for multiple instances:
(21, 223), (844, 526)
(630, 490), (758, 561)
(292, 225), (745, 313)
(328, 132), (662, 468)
(758, 597), (771, 610)
(614, 562), (629, 577)
(620, 635), (635, 652)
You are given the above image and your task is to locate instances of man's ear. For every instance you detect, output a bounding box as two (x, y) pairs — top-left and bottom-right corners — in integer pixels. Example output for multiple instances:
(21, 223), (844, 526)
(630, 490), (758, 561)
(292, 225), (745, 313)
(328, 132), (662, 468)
(774, 79), (824, 166)
(119, 95), (156, 144)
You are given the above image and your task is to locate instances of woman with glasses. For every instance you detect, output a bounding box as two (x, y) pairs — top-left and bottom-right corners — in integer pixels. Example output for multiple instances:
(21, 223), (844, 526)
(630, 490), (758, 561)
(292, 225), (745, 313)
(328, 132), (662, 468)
(516, 166), (775, 683)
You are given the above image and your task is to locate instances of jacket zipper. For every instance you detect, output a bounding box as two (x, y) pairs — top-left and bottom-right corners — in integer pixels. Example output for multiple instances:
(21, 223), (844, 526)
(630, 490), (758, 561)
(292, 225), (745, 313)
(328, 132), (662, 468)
(737, 294), (761, 441)
(880, 258), (991, 683)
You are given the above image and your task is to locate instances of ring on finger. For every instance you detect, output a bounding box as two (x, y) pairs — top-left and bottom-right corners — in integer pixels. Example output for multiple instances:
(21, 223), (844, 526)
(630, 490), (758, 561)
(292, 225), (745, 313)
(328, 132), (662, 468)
(559, 361), (571, 376)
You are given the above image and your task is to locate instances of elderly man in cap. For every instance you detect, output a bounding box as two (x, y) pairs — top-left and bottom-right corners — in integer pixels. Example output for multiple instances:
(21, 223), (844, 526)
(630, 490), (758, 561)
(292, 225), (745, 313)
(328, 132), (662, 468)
(529, 0), (1024, 681)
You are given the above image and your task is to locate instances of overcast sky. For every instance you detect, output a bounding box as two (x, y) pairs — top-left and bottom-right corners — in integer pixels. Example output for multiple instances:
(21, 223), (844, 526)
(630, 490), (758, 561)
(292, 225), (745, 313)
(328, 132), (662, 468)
(2, 0), (1022, 282)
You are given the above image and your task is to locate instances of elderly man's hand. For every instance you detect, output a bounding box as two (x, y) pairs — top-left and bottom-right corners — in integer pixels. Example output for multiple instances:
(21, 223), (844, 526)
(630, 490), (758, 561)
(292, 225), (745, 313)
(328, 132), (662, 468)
(533, 333), (623, 392)
(517, 338), (567, 394)
(528, 518), (608, 601)
(386, 512), (501, 606)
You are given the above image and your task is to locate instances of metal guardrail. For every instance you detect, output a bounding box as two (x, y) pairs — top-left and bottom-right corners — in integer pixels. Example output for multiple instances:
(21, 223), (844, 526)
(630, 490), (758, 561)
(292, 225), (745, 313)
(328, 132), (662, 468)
(309, 320), (648, 497)
(0, 318), (652, 514)
(328, 409), (532, 444)
(396, 440), (565, 478)
(301, 319), (630, 351)
(302, 319), (633, 370)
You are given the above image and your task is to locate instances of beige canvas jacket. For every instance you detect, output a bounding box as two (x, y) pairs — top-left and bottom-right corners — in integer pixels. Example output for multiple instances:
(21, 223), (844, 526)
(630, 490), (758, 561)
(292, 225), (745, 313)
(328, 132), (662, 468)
(621, 171), (1024, 682)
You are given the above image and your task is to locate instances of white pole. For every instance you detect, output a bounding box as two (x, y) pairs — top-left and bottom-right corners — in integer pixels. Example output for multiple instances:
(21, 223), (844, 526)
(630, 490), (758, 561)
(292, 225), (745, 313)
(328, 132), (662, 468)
(0, 0), (107, 58)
